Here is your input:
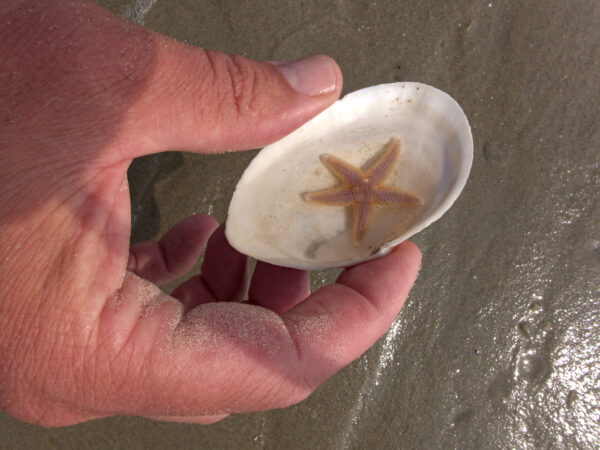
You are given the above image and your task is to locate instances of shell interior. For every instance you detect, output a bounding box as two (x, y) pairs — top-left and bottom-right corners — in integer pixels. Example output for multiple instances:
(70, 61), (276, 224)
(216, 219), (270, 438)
(226, 82), (473, 269)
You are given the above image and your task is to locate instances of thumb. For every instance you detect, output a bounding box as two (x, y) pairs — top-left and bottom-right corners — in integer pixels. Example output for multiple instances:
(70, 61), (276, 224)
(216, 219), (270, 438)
(0, 1), (341, 162)
(128, 42), (343, 157)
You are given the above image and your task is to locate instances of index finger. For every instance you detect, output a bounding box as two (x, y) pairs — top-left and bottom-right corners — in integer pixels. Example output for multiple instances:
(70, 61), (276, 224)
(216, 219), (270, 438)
(283, 240), (421, 388)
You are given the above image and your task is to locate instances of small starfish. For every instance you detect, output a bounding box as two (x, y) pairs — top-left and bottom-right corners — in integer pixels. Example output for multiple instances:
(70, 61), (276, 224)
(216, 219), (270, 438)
(304, 138), (422, 244)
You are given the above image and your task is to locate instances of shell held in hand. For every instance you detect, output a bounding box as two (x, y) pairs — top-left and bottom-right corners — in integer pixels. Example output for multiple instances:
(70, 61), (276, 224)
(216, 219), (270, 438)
(226, 82), (473, 270)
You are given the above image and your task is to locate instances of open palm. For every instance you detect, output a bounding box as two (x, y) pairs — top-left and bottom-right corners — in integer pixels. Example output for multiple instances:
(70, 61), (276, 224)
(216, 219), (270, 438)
(0, 0), (421, 426)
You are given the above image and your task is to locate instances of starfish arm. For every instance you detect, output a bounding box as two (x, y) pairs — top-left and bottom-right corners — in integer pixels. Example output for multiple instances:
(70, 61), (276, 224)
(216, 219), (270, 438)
(353, 200), (375, 244)
(372, 186), (423, 205)
(320, 153), (365, 185)
(304, 187), (355, 206)
(366, 138), (400, 183)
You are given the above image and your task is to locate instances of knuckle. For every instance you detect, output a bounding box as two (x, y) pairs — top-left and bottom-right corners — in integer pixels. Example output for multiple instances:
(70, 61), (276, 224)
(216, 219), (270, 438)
(205, 51), (262, 118)
(226, 54), (259, 116)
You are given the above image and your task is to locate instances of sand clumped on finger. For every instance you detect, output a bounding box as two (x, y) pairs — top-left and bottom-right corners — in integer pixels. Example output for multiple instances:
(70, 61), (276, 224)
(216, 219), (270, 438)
(170, 302), (290, 358)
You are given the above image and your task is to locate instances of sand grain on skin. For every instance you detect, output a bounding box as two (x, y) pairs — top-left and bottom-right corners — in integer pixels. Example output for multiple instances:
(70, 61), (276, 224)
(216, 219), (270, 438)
(285, 312), (334, 345)
(111, 272), (183, 325)
(171, 303), (289, 357)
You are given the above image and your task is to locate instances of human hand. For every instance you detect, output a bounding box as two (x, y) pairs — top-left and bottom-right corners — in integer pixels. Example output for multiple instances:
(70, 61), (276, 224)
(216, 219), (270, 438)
(0, 0), (421, 426)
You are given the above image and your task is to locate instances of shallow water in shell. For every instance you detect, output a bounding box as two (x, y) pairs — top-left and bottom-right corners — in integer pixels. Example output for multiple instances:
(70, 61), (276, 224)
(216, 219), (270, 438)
(2, 1), (598, 448)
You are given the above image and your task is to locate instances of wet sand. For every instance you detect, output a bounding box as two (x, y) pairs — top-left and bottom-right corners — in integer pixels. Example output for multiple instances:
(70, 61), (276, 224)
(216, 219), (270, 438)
(1, 0), (598, 448)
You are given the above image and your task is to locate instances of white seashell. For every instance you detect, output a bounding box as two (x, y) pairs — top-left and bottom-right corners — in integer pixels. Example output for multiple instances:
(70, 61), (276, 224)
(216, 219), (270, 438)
(226, 82), (473, 270)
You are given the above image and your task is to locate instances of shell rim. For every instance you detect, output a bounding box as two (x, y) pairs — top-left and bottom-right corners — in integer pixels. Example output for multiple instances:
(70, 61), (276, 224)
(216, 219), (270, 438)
(226, 81), (473, 270)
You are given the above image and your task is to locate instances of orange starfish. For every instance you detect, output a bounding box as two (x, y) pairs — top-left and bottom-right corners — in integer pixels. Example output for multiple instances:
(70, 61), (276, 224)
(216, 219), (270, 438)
(304, 138), (422, 244)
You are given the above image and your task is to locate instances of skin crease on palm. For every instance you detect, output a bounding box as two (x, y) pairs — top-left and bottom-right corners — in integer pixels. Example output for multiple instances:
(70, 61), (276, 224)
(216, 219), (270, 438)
(0, 0), (421, 426)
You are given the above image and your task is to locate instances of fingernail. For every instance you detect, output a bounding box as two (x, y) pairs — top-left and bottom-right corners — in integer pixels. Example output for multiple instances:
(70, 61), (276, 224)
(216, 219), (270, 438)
(274, 55), (339, 96)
